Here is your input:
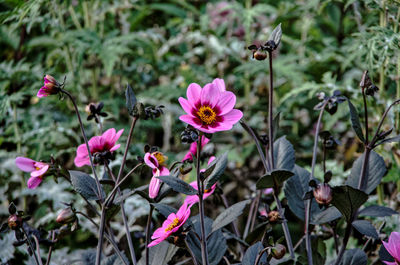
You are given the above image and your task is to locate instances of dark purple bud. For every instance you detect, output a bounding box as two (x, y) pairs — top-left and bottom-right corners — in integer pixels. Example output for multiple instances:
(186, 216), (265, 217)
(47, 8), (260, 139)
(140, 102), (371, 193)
(56, 207), (76, 225)
(313, 184), (333, 205)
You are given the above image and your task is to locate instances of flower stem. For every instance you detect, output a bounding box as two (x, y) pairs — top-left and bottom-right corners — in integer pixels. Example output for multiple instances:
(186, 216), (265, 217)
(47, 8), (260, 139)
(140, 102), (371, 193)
(45, 231), (55, 265)
(96, 207), (107, 265)
(196, 135), (209, 265)
(268, 51), (275, 169)
(21, 226), (41, 265)
(32, 235), (44, 265)
(145, 205), (154, 265)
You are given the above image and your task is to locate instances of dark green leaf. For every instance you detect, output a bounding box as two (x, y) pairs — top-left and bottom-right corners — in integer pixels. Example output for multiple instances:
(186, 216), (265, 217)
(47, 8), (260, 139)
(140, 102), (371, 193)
(340, 248), (367, 265)
(352, 220), (379, 239)
(186, 215), (227, 265)
(347, 100), (365, 143)
(137, 241), (178, 265)
(125, 83), (137, 117)
(375, 135), (400, 147)
(273, 136), (295, 171)
(156, 175), (197, 195)
(358, 205), (398, 217)
(8, 202), (16, 215)
(204, 152), (228, 190)
(211, 200), (250, 233)
(242, 242), (267, 265)
(345, 151), (387, 194)
(312, 206), (342, 224)
(273, 112), (280, 140)
(151, 203), (177, 219)
(256, 169), (294, 189)
(331, 185), (368, 221)
(269, 23), (282, 47)
(69, 170), (105, 200)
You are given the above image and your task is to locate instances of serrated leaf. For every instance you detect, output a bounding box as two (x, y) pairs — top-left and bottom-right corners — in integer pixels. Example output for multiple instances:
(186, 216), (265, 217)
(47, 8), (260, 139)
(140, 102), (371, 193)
(151, 203), (177, 219)
(156, 175), (197, 195)
(352, 220), (379, 239)
(204, 152), (228, 190)
(256, 169), (294, 189)
(340, 248), (367, 265)
(211, 200), (250, 233)
(69, 170), (105, 200)
(269, 23), (282, 47)
(346, 151), (387, 194)
(273, 136), (295, 171)
(242, 242), (267, 265)
(125, 84), (137, 117)
(331, 185), (368, 221)
(358, 205), (398, 217)
(347, 100), (365, 143)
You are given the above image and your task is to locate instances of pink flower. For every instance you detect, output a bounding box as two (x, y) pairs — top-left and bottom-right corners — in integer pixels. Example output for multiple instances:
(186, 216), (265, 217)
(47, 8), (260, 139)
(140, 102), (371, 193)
(179, 78), (243, 134)
(15, 157), (50, 189)
(184, 156), (217, 206)
(144, 151), (170, 199)
(264, 188), (274, 195)
(182, 135), (210, 162)
(37, 75), (60, 98)
(148, 202), (191, 247)
(74, 128), (123, 167)
(382, 232), (400, 265)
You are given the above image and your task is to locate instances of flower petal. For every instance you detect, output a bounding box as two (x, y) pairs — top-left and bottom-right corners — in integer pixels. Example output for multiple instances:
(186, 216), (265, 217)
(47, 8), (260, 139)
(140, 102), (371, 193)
(217, 91), (236, 115)
(187, 83), (202, 106)
(30, 163), (49, 177)
(109, 144), (121, 152)
(37, 88), (50, 98)
(179, 115), (202, 128)
(221, 109), (243, 124)
(144, 153), (159, 169)
(179, 97), (196, 116)
(74, 155), (90, 167)
(212, 78), (226, 92)
(200, 83), (220, 108)
(149, 176), (161, 199)
(15, 157), (36, 172)
(27, 176), (43, 189)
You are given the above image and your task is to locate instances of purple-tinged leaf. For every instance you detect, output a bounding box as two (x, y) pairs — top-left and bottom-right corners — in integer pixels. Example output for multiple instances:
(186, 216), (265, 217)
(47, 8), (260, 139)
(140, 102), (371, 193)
(352, 220), (379, 239)
(358, 205), (398, 217)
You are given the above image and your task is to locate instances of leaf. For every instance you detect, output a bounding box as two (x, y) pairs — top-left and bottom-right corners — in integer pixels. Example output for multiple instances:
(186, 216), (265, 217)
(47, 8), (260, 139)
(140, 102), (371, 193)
(186, 215), (227, 265)
(156, 175), (197, 195)
(69, 170), (105, 200)
(331, 185), (368, 221)
(256, 169), (294, 189)
(312, 207), (342, 224)
(151, 203), (177, 219)
(345, 151), (387, 194)
(347, 100), (365, 143)
(211, 200), (250, 233)
(242, 242), (267, 265)
(204, 152), (228, 190)
(358, 205), (398, 217)
(269, 23), (282, 47)
(283, 165), (323, 224)
(352, 220), (379, 239)
(8, 202), (16, 215)
(101, 252), (129, 265)
(340, 248), (367, 265)
(273, 136), (295, 171)
(125, 84), (137, 117)
(375, 135), (400, 147)
(138, 241), (178, 265)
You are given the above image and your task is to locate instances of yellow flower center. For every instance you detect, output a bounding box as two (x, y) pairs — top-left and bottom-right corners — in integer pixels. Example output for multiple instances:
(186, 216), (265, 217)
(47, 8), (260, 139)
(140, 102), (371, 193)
(204, 189), (210, 193)
(165, 218), (179, 232)
(197, 106), (217, 125)
(152, 151), (167, 166)
(35, 167), (40, 170)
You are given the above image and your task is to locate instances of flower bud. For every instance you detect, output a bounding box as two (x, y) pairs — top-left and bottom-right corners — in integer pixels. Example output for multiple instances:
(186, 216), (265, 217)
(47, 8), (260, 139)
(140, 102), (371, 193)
(56, 207), (76, 225)
(268, 211), (280, 223)
(271, 244), (286, 259)
(8, 214), (22, 230)
(313, 184), (332, 205)
(37, 75), (61, 98)
(253, 50), (267, 61)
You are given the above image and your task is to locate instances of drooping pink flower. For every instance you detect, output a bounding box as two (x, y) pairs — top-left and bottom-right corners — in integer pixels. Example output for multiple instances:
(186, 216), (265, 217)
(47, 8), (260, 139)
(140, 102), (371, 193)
(184, 156), (217, 206)
(37, 75), (60, 98)
(182, 135), (210, 162)
(74, 128), (123, 167)
(15, 157), (50, 189)
(179, 78), (243, 134)
(148, 202), (191, 247)
(144, 151), (170, 199)
(382, 232), (400, 265)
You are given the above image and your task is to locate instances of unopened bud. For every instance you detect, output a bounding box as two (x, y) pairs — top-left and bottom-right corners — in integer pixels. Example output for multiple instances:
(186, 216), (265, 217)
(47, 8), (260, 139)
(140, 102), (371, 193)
(8, 214), (22, 230)
(56, 207), (76, 225)
(271, 244), (286, 259)
(253, 49), (267, 61)
(313, 184), (332, 205)
(268, 211), (280, 223)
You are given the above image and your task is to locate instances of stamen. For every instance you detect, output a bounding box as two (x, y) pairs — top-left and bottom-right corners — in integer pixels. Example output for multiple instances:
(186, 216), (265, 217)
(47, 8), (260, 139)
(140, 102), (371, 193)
(152, 151), (166, 165)
(165, 218), (180, 232)
(197, 106), (217, 125)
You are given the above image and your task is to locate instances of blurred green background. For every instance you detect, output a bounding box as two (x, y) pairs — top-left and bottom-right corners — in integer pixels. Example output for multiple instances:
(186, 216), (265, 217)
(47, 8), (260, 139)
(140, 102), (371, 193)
(1, 0), (399, 263)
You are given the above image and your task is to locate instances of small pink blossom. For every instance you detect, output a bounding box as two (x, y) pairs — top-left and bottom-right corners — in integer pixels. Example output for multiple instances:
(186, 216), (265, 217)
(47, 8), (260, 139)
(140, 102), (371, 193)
(74, 128), (123, 167)
(37, 75), (60, 98)
(148, 202), (191, 247)
(382, 232), (400, 265)
(15, 157), (49, 189)
(264, 188), (274, 195)
(182, 135), (210, 162)
(144, 151), (170, 199)
(179, 78), (243, 134)
(184, 156), (217, 206)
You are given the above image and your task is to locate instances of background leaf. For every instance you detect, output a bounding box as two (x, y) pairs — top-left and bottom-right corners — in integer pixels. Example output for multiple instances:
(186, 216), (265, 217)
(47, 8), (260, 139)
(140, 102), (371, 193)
(241, 242), (267, 265)
(352, 220), (379, 239)
(69, 170), (105, 200)
(156, 175), (197, 195)
(211, 200), (250, 233)
(347, 100), (365, 143)
(340, 248), (367, 265)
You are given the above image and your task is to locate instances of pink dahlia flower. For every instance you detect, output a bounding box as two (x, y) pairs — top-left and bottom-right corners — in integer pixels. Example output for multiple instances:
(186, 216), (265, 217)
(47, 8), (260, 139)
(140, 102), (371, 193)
(182, 135), (210, 162)
(382, 232), (400, 265)
(148, 201), (191, 247)
(179, 78), (243, 133)
(37, 75), (60, 98)
(184, 156), (216, 206)
(74, 128), (123, 167)
(15, 157), (50, 189)
(144, 151), (170, 199)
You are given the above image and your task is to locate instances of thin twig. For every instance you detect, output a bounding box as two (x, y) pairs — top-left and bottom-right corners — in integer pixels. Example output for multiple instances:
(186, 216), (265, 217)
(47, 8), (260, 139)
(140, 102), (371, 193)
(21, 226), (40, 265)
(185, 239), (199, 265)
(254, 246), (269, 265)
(32, 235), (44, 265)
(268, 51), (275, 169)
(145, 205), (154, 265)
(45, 231), (55, 265)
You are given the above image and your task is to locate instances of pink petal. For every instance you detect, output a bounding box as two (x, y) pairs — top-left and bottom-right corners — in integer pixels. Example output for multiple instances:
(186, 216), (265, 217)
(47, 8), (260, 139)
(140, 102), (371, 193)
(37, 88), (49, 98)
(185, 195), (199, 206)
(30, 164), (49, 177)
(148, 235), (168, 247)
(27, 176), (43, 189)
(179, 115), (202, 128)
(102, 128), (116, 146)
(221, 109), (243, 124)
(149, 176), (161, 199)
(159, 166), (169, 176)
(187, 83), (202, 106)
(217, 91), (236, 115)
(382, 262), (397, 265)
(176, 201), (189, 219)
(74, 156), (90, 167)
(15, 157), (36, 172)
(144, 153), (159, 169)
(200, 83), (220, 108)
(88, 136), (102, 151)
(109, 144), (121, 152)
(179, 97), (196, 116)
(207, 156), (216, 165)
(212, 78), (226, 92)
(113, 129), (124, 143)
